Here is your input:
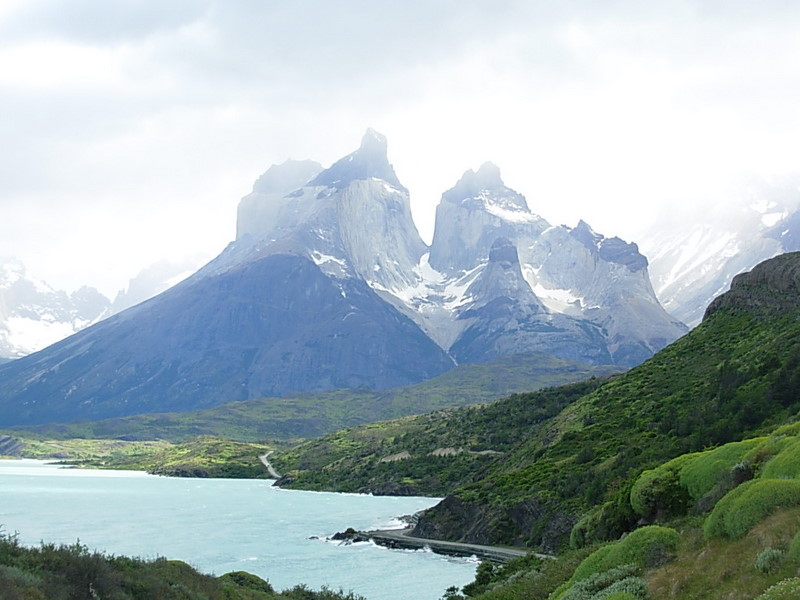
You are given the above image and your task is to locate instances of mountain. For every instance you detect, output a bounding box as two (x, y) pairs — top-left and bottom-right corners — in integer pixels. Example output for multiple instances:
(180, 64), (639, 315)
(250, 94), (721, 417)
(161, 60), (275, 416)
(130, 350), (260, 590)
(639, 175), (800, 327)
(0, 258), (110, 359)
(7, 352), (618, 442)
(420, 163), (685, 366)
(0, 130), (683, 427)
(273, 252), (800, 552)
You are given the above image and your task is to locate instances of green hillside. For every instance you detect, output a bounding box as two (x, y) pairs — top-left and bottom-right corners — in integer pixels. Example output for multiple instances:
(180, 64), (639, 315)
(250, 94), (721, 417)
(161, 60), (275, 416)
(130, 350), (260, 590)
(441, 419), (800, 600)
(4, 352), (616, 443)
(271, 252), (800, 554)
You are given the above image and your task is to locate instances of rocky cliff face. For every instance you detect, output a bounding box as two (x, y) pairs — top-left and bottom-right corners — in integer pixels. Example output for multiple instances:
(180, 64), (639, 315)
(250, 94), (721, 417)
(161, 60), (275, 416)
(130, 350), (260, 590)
(424, 166), (686, 366)
(704, 251), (800, 318)
(0, 130), (687, 426)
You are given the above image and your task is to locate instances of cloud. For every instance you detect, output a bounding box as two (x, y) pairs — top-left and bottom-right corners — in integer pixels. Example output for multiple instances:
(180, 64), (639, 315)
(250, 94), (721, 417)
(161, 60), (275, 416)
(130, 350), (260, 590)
(1, 1), (800, 295)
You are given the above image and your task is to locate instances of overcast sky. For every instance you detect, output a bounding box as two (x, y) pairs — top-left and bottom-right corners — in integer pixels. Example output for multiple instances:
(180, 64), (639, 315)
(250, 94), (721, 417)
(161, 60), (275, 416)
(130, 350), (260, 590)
(2, 0), (800, 297)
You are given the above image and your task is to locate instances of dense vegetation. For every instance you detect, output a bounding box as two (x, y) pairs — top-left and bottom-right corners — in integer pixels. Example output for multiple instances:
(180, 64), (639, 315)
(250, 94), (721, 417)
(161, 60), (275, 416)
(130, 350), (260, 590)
(272, 378), (608, 496)
(3, 352), (615, 443)
(442, 418), (800, 600)
(0, 531), (364, 600)
(272, 270), (800, 551)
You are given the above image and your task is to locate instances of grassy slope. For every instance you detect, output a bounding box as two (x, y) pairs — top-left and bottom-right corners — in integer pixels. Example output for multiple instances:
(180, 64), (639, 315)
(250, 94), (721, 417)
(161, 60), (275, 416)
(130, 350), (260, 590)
(3, 436), (274, 479)
(3, 352), (617, 443)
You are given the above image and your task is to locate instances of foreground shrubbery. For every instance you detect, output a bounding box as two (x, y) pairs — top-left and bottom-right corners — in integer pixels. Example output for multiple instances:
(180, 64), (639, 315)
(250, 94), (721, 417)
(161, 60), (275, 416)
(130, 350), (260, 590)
(0, 532), (363, 600)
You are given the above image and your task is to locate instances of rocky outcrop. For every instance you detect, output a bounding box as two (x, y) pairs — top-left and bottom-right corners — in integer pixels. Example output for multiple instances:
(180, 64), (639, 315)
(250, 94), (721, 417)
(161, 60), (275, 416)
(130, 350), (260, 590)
(704, 251), (800, 318)
(411, 493), (576, 553)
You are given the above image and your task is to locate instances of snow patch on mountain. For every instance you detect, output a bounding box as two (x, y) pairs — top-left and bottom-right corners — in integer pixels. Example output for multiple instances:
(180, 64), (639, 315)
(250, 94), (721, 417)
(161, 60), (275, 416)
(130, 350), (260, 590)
(0, 258), (111, 359)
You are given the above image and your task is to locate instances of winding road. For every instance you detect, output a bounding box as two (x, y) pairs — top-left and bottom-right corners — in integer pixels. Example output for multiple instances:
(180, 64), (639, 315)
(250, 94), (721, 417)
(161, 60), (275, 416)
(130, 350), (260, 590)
(258, 452), (281, 479)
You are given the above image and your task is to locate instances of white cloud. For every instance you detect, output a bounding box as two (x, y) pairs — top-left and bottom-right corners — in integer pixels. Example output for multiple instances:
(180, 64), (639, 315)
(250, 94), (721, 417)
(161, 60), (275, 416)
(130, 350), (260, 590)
(1, 1), (800, 295)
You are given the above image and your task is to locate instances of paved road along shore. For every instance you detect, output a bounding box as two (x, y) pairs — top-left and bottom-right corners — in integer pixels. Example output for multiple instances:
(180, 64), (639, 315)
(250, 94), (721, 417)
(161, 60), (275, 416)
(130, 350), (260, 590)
(357, 527), (541, 563)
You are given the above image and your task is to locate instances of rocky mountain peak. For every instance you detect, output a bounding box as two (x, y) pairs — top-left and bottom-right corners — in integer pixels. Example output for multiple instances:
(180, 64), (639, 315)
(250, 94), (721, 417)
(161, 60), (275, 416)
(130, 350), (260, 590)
(252, 159), (322, 195)
(443, 162), (528, 211)
(309, 128), (403, 190)
(569, 220), (648, 272)
(570, 220), (602, 249)
(488, 237), (520, 266)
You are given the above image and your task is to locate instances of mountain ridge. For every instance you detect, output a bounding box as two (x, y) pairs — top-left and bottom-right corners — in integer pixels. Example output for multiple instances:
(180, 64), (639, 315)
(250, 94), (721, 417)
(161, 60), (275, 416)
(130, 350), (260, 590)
(0, 130), (684, 427)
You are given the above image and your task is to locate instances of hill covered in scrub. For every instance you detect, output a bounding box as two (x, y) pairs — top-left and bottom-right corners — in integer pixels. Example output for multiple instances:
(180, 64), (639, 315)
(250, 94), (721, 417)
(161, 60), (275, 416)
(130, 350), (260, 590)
(272, 252), (800, 555)
(440, 419), (800, 600)
(0, 531), (363, 600)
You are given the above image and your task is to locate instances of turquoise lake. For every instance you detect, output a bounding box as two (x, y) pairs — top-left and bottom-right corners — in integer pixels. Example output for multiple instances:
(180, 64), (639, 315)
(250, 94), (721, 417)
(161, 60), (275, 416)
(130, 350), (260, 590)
(0, 460), (477, 599)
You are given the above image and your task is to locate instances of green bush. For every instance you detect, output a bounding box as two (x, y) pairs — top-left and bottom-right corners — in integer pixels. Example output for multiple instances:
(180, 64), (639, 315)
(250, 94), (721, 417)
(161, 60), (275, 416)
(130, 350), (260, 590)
(704, 479), (800, 539)
(560, 564), (640, 600)
(679, 439), (762, 500)
(593, 577), (648, 599)
(743, 435), (795, 468)
(761, 438), (800, 480)
(570, 484), (639, 550)
(788, 530), (800, 562)
(753, 578), (800, 599)
(755, 548), (784, 574)
(570, 526), (680, 584)
(630, 454), (695, 519)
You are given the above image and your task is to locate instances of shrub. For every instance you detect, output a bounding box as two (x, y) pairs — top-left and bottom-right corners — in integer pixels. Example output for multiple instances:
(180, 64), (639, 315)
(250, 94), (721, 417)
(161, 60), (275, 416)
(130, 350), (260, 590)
(679, 439), (762, 500)
(560, 564), (640, 600)
(753, 578), (800, 599)
(761, 438), (800, 480)
(630, 454), (695, 520)
(788, 530), (800, 562)
(704, 479), (800, 539)
(570, 484), (638, 550)
(755, 548), (784, 574)
(570, 526), (680, 584)
(593, 577), (648, 599)
(743, 435), (795, 469)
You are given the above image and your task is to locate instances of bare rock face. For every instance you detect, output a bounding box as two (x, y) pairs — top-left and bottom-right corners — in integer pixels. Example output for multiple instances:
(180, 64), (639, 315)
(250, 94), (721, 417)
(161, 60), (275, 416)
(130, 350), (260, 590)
(412, 493), (576, 553)
(427, 167), (687, 366)
(704, 251), (800, 318)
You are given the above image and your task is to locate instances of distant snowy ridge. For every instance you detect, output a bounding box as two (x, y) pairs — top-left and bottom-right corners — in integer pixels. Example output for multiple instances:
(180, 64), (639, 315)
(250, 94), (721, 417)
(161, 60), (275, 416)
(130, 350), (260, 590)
(0, 258), (109, 358)
(638, 176), (800, 327)
(0, 256), (206, 359)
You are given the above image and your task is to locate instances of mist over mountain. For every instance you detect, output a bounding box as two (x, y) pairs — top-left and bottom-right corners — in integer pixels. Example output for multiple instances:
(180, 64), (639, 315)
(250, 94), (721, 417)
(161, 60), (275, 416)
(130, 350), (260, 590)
(639, 175), (800, 327)
(0, 130), (686, 426)
(0, 256), (206, 360)
(0, 258), (109, 359)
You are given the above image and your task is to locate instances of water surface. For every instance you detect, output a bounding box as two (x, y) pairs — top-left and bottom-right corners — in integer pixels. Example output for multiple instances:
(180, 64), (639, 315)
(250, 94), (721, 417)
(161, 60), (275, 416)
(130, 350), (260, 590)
(0, 459), (476, 599)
